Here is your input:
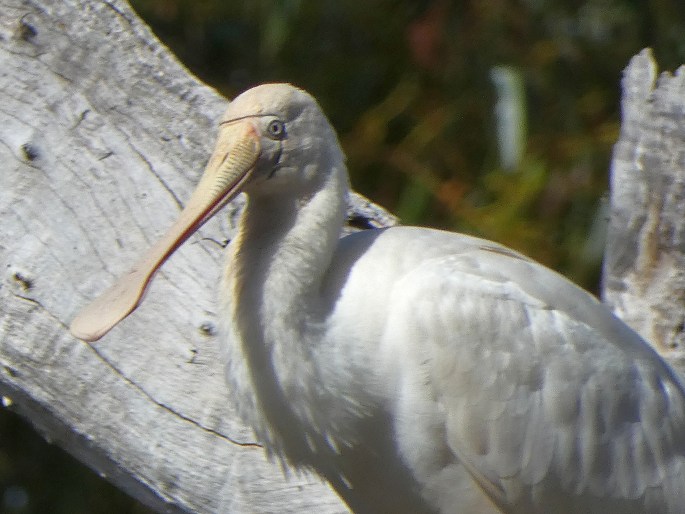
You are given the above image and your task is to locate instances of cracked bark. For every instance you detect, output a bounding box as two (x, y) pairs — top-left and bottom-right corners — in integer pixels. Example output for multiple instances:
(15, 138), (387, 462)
(602, 49), (685, 375)
(1, 2), (685, 514)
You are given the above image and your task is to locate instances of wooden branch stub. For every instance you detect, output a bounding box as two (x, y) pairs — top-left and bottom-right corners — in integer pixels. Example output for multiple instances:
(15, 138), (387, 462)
(603, 48), (685, 372)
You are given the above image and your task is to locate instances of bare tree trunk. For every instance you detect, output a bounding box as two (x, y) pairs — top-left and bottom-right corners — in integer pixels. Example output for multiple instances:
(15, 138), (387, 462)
(2, 1), (685, 513)
(603, 49), (685, 374)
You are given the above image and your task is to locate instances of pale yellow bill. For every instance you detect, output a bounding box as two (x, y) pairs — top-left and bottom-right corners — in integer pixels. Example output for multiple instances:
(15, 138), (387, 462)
(70, 122), (260, 342)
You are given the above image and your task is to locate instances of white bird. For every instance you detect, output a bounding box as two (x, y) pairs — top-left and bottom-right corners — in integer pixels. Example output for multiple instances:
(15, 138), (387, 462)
(71, 84), (685, 513)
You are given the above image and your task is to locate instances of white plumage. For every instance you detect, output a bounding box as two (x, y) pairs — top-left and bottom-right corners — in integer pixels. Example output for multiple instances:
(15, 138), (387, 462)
(71, 84), (685, 513)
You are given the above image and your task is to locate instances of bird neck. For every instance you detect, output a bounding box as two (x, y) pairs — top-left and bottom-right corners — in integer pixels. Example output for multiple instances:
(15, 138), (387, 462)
(232, 165), (348, 319)
(222, 162), (350, 469)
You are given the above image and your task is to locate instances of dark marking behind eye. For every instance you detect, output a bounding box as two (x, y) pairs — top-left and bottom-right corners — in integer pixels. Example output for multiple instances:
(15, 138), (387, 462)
(347, 215), (377, 230)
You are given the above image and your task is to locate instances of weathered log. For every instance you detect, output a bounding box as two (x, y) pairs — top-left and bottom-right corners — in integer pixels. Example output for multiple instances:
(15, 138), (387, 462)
(603, 48), (685, 374)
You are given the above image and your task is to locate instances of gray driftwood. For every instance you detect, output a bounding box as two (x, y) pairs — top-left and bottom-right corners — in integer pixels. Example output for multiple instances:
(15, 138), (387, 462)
(1, 1), (684, 513)
(603, 49), (685, 374)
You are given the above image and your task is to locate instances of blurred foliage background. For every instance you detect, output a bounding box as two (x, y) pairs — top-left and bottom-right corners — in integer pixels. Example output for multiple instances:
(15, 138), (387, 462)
(2, 0), (685, 512)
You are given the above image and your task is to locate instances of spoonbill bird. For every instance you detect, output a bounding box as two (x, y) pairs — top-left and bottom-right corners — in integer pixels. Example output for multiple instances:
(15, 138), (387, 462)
(71, 84), (685, 513)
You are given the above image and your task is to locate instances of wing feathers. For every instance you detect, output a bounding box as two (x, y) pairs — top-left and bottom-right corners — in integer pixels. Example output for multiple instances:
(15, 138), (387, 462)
(386, 246), (685, 512)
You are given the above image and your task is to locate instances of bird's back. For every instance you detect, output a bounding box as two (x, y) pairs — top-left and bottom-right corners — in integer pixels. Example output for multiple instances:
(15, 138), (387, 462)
(325, 226), (685, 513)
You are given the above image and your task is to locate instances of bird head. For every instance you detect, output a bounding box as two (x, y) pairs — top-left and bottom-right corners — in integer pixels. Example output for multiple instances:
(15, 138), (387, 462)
(221, 84), (343, 198)
(69, 83), (340, 342)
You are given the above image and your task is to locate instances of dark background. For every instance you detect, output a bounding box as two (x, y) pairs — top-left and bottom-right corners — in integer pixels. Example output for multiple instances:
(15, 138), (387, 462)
(2, 0), (685, 512)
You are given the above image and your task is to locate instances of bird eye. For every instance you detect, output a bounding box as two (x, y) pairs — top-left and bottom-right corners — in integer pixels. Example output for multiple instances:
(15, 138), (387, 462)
(266, 119), (286, 140)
